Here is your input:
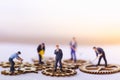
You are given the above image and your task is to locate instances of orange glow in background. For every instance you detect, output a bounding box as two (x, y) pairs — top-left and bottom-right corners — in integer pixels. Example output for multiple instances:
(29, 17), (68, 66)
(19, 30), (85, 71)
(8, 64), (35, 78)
(0, 0), (120, 45)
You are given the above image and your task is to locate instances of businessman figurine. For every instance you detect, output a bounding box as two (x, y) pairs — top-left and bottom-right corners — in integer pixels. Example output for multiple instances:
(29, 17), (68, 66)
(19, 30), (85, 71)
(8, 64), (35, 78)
(93, 47), (107, 67)
(54, 44), (63, 72)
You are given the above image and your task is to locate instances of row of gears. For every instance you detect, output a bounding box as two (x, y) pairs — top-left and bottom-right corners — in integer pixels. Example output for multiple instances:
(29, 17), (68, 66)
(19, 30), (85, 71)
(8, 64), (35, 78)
(0, 57), (120, 76)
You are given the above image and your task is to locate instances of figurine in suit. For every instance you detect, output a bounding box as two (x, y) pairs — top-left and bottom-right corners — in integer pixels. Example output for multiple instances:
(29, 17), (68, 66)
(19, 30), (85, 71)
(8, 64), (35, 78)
(54, 44), (63, 72)
(93, 47), (107, 67)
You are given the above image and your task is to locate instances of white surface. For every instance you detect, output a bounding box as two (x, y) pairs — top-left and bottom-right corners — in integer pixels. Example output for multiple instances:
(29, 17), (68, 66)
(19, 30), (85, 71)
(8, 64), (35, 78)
(0, 43), (120, 80)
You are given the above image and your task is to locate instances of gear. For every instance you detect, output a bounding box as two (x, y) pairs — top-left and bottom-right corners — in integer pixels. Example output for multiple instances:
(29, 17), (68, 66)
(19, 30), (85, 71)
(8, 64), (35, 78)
(42, 68), (77, 77)
(79, 64), (120, 74)
(1, 66), (38, 75)
(63, 59), (87, 69)
(0, 61), (22, 68)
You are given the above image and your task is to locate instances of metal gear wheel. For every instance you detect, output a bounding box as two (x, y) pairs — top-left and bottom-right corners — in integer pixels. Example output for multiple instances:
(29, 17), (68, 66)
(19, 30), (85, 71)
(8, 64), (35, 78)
(79, 64), (120, 74)
(63, 59), (88, 69)
(42, 68), (77, 77)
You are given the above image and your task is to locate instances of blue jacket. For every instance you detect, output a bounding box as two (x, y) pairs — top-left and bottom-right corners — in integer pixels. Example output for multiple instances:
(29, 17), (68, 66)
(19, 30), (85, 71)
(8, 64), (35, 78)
(54, 49), (63, 60)
(95, 47), (105, 57)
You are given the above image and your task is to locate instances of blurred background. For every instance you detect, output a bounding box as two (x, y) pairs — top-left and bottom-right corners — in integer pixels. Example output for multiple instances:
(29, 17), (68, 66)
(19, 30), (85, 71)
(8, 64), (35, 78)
(0, 0), (120, 45)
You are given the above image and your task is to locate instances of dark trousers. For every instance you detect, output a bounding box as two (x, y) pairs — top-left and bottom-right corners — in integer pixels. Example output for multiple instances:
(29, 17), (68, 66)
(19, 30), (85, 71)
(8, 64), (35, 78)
(71, 50), (76, 62)
(38, 54), (42, 64)
(9, 58), (15, 72)
(54, 58), (62, 71)
(97, 56), (107, 67)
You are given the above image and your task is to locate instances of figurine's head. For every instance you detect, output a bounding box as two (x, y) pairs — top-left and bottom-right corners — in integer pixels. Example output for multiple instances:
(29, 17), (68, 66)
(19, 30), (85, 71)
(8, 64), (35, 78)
(72, 37), (76, 40)
(56, 44), (59, 49)
(42, 43), (45, 46)
(17, 51), (21, 54)
(93, 46), (97, 51)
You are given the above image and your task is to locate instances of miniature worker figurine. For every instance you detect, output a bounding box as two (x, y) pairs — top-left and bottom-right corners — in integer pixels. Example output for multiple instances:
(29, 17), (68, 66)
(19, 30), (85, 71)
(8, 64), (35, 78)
(9, 51), (23, 75)
(54, 44), (63, 72)
(69, 37), (77, 62)
(37, 43), (45, 64)
(93, 46), (108, 67)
